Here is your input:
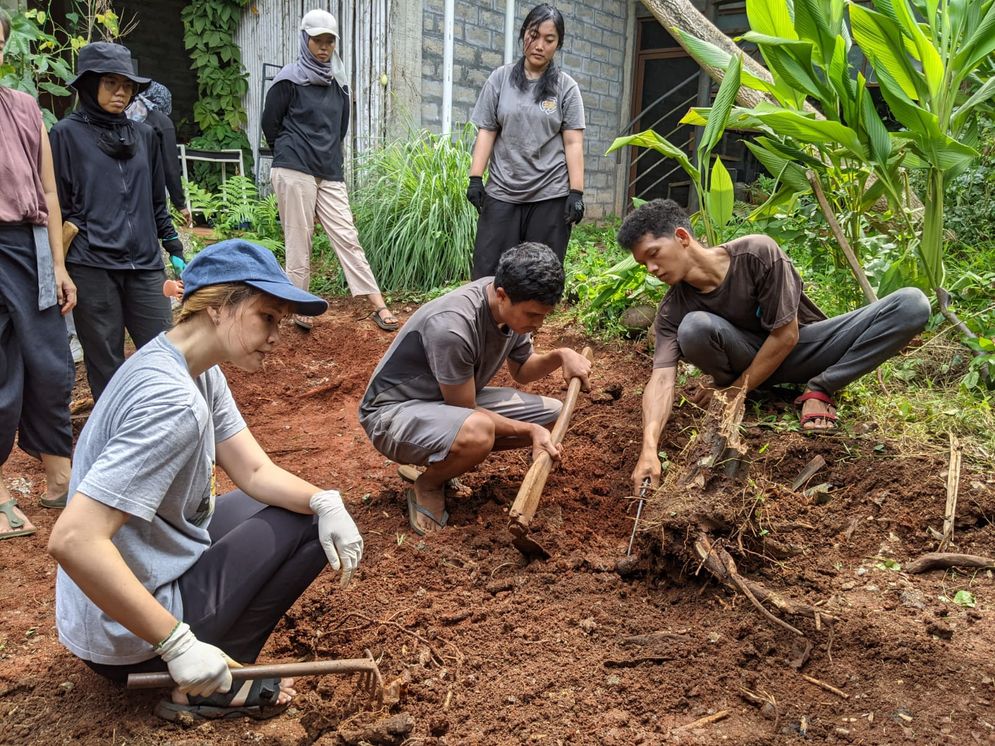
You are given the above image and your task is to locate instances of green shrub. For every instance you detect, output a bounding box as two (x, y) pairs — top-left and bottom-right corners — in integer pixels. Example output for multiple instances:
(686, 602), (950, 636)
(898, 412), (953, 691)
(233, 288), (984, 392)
(351, 127), (477, 291)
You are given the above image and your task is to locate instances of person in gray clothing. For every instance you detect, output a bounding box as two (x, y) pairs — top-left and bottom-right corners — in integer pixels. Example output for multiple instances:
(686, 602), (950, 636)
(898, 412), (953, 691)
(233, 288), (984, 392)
(467, 4), (586, 279)
(49, 240), (363, 722)
(621, 200), (930, 492)
(360, 243), (592, 535)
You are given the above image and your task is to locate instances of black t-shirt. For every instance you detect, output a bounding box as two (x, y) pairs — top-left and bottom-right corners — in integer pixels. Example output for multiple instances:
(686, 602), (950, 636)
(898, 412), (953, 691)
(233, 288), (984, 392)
(261, 80), (350, 182)
(653, 234), (827, 368)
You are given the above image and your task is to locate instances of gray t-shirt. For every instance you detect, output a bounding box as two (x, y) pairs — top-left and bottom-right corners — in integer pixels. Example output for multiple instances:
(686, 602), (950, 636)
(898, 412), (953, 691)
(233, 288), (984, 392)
(653, 234), (827, 369)
(471, 64), (585, 203)
(55, 334), (246, 665)
(360, 277), (534, 422)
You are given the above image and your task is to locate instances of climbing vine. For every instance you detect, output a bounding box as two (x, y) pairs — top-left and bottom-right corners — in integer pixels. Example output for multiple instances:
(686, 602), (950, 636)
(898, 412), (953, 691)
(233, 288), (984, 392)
(180, 0), (252, 175)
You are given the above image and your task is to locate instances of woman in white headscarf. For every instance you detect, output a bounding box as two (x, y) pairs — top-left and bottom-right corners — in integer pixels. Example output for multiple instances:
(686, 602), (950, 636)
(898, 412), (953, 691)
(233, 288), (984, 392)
(262, 9), (398, 332)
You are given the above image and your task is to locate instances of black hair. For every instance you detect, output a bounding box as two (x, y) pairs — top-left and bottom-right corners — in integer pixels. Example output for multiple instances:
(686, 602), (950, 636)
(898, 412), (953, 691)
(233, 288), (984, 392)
(616, 199), (694, 252)
(509, 4), (565, 103)
(0, 9), (10, 43)
(494, 242), (564, 306)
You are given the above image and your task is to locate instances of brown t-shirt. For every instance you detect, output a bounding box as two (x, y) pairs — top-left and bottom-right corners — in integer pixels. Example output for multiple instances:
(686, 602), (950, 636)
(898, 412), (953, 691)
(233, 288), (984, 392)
(0, 88), (47, 225)
(652, 234), (826, 369)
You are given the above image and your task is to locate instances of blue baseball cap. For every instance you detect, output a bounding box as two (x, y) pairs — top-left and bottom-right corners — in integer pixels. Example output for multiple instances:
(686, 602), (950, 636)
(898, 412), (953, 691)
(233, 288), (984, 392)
(181, 239), (328, 316)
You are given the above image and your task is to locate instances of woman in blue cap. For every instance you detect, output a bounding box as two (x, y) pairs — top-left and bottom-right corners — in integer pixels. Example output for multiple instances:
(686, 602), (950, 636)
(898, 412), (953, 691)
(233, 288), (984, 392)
(50, 41), (186, 401)
(262, 9), (398, 332)
(49, 239), (364, 722)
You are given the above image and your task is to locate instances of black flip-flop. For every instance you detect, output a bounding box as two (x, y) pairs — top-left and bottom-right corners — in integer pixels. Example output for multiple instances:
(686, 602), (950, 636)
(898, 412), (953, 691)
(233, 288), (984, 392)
(369, 307), (399, 332)
(154, 677), (287, 722)
(405, 487), (448, 536)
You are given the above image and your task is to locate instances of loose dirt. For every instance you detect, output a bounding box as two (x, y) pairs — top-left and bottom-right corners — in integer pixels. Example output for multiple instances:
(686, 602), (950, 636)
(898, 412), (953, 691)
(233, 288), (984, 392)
(2, 299), (993, 745)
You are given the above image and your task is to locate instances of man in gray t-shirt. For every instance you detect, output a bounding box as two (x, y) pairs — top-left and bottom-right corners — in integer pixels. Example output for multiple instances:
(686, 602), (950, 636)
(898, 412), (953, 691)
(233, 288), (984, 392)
(617, 199), (930, 492)
(360, 243), (591, 536)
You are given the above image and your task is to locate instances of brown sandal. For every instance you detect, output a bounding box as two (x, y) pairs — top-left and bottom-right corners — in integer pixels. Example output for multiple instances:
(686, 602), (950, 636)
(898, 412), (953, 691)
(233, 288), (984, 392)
(369, 307), (399, 332)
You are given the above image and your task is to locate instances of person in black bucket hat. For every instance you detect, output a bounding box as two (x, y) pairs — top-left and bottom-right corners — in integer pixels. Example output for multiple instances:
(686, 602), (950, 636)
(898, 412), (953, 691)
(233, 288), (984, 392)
(49, 41), (187, 401)
(49, 238), (363, 722)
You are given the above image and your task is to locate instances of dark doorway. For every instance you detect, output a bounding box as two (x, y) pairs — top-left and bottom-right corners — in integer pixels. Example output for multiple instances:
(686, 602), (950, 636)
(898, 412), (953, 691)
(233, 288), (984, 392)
(628, 18), (701, 206)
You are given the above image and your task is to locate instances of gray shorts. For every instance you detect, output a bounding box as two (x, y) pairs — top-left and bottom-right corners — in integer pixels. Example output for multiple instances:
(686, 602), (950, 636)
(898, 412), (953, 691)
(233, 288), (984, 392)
(362, 387), (562, 466)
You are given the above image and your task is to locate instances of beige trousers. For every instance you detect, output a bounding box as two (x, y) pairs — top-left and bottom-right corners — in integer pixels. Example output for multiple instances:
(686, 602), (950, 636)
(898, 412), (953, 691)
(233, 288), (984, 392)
(271, 166), (380, 297)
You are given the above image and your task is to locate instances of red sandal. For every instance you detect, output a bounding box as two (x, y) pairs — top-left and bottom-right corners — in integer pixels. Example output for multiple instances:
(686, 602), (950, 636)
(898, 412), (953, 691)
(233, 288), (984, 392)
(794, 390), (839, 433)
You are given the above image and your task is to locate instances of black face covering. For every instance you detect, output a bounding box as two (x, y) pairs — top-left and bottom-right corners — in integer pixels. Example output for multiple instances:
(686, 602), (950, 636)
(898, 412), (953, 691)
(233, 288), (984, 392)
(69, 74), (138, 160)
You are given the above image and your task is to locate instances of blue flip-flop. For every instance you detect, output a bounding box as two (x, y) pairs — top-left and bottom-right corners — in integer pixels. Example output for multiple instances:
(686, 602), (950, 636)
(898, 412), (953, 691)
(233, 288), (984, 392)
(405, 488), (448, 536)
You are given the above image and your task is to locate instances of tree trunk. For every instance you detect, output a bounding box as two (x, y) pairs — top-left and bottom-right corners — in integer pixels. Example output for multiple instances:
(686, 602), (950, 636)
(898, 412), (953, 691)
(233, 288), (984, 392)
(641, 0), (786, 111)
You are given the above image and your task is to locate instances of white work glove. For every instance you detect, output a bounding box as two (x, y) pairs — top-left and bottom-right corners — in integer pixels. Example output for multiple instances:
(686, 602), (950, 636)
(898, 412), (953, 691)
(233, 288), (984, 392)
(310, 489), (364, 587)
(156, 622), (233, 697)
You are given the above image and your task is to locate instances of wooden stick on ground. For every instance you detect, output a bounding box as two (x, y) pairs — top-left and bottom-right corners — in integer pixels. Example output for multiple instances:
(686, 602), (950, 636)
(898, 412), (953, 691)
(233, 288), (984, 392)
(939, 432), (962, 552)
(674, 710), (730, 731)
(905, 553), (995, 574)
(801, 673), (849, 699)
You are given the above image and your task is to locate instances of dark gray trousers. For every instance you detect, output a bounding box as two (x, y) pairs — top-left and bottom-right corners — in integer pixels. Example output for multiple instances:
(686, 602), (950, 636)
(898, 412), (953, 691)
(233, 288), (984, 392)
(85, 489), (327, 683)
(68, 263), (172, 402)
(677, 287), (931, 395)
(471, 194), (572, 279)
(0, 224), (74, 462)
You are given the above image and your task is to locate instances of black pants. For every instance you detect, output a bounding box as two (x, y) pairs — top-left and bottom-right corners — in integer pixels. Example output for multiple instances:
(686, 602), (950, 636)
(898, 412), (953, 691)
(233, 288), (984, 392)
(471, 194), (572, 280)
(85, 489), (328, 682)
(0, 224), (73, 462)
(678, 288), (932, 394)
(68, 263), (172, 401)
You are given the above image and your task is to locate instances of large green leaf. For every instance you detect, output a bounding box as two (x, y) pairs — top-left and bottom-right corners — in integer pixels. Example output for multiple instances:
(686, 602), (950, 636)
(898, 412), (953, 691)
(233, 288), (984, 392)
(749, 110), (869, 159)
(706, 157), (735, 229)
(954, 3), (995, 73)
(607, 130), (700, 182)
(953, 75), (995, 130)
(794, 0), (837, 65)
(851, 4), (924, 101)
(858, 82), (892, 166)
(671, 28), (778, 96)
(700, 55), (742, 153)
(743, 32), (830, 102)
(752, 135), (825, 170)
(746, 0), (797, 39)
(745, 140), (812, 192)
(681, 106), (766, 131)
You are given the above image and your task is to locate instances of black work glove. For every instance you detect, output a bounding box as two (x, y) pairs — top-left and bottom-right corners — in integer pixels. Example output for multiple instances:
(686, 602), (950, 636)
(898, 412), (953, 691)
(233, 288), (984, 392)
(564, 189), (585, 225)
(466, 176), (486, 214)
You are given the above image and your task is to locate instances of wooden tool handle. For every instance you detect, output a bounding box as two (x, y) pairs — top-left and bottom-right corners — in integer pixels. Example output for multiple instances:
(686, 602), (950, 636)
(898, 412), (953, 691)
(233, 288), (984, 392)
(126, 657), (378, 689)
(508, 346), (593, 528)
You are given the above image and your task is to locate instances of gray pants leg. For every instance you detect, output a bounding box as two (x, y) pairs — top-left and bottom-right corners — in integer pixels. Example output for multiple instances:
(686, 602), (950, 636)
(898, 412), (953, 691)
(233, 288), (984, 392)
(84, 490), (327, 682)
(677, 288), (931, 394)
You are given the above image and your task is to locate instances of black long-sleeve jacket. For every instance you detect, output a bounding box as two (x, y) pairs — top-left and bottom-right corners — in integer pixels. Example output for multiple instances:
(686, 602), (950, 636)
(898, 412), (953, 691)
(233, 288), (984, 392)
(50, 117), (176, 270)
(146, 109), (185, 211)
(261, 79), (350, 182)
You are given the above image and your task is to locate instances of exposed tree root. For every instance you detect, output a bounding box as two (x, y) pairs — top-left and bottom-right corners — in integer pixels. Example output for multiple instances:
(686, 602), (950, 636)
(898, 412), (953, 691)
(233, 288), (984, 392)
(637, 386), (836, 641)
(905, 552), (995, 574)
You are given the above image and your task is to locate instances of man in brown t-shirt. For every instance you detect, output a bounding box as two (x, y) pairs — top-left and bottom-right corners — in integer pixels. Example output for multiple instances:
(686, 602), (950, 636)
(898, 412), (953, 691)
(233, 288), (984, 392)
(620, 199), (930, 491)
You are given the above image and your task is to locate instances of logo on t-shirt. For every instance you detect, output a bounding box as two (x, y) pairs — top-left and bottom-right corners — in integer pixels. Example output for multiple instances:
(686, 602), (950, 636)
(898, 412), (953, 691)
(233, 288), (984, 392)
(190, 464), (217, 528)
(539, 98), (558, 115)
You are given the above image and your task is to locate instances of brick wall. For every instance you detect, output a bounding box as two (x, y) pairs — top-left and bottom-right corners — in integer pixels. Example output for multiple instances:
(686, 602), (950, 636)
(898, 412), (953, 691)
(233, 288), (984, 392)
(419, 0), (631, 218)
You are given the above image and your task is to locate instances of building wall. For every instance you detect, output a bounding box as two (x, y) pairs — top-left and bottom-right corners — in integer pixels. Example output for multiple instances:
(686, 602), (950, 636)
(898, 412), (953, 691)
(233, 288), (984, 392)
(418, 0), (632, 218)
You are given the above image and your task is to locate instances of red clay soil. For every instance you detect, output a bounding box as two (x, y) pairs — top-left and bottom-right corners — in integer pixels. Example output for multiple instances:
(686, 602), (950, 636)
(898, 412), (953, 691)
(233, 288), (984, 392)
(2, 298), (994, 745)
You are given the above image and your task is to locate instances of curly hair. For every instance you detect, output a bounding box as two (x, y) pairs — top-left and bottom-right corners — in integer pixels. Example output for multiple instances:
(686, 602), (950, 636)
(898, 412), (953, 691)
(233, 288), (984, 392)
(616, 199), (693, 252)
(494, 242), (564, 306)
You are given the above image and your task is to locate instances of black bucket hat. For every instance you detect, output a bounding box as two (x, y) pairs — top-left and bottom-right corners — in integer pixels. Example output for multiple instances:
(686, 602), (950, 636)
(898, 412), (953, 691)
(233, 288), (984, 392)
(70, 42), (151, 92)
